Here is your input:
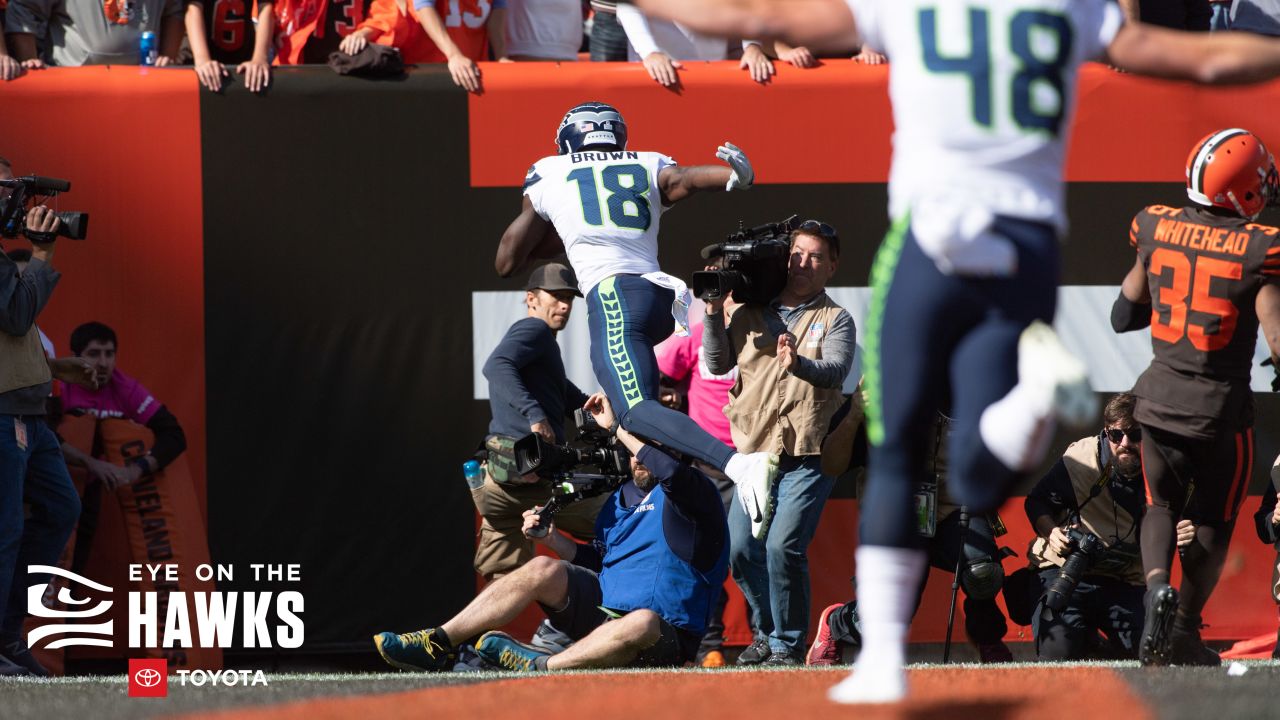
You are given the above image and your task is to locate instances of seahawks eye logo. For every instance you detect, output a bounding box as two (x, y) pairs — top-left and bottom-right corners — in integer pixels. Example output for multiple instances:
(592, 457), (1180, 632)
(523, 165), (542, 190)
(26, 565), (115, 649)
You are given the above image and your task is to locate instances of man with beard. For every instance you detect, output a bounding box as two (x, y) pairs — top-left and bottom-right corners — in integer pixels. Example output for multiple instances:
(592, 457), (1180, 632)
(1023, 393), (1194, 660)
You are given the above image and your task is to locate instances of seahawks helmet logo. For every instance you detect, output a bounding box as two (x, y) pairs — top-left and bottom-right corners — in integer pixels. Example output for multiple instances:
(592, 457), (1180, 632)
(556, 102), (628, 156)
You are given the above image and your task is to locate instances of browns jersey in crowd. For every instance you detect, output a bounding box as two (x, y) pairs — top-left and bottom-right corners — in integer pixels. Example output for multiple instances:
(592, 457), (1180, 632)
(1114, 127), (1280, 668)
(188, 0), (268, 63)
(275, 0), (372, 64)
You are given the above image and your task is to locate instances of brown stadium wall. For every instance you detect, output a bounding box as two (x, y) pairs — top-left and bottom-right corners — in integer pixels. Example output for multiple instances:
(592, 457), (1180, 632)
(1, 62), (1278, 654)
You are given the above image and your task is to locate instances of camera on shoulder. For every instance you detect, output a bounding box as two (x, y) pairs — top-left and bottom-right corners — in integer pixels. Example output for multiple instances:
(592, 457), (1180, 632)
(691, 214), (799, 305)
(0, 175), (90, 241)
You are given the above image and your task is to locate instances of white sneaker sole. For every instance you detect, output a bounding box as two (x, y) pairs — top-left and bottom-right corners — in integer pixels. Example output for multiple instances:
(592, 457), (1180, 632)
(1020, 321), (1097, 427)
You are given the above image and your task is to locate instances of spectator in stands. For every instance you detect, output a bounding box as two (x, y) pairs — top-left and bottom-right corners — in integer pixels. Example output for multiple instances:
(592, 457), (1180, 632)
(1228, 0), (1280, 35)
(1119, 0), (1211, 30)
(1023, 393), (1195, 660)
(335, 0), (504, 89)
(0, 202), (81, 677)
(472, 262), (608, 582)
(702, 219), (854, 665)
(852, 44), (884, 65)
(503, 0), (582, 62)
(0, 18), (32, 79)
(184, 0), (274, 92)
(587, 1), (626, 61)
(373, 391), (729, 672)
(275, 0), (372, 65)
(5, 0), (183, 66)
(1255, 456), (1280, 659)
(656, 288), (742, 667)
(808, 404), (1015, 666)
(615, 3), (727, 87)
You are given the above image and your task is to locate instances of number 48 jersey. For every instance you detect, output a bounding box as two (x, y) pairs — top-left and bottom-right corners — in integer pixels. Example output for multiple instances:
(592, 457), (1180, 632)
(524, 150), (675, 295)
(1130, 204), (1280, 436)
(843, 0), (1122, 232)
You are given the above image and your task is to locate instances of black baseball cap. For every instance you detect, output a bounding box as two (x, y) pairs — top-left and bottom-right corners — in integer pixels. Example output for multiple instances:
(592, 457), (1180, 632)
(525, 262), (582, 297)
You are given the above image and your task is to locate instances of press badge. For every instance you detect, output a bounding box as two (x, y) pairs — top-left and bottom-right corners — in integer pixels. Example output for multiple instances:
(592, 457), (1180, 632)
(806, 321), (825, 348)
(14, 418), (28, 451)
(913, 482), (938, 538)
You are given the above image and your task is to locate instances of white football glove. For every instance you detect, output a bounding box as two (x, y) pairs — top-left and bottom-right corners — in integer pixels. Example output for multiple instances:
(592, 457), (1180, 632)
(717, 142), (754, 191)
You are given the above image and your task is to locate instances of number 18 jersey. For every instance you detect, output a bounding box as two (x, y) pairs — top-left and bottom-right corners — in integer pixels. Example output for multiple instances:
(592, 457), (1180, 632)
(844, 0), (1122, 232)
(1130, 204), (1280, 437)
(523, 150), (676, 295)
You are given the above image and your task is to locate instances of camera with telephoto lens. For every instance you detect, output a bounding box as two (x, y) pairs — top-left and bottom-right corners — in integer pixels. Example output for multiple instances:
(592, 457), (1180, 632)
(0, 175), (90, 241)
(1040, 526), (1107, 617)
(690, 215), (799, 305)
(514, 409), (630, 538)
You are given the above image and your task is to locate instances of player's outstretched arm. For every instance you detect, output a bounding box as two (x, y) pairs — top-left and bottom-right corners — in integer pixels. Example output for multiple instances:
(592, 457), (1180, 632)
(658, 143), (753, 205)
(1111, 254), (1152, 333)
(633, 0), (855, 52)
(1257, 283), (1280, 364)
(496, 197), (560, 277)
(1107, 22), (1280, 84)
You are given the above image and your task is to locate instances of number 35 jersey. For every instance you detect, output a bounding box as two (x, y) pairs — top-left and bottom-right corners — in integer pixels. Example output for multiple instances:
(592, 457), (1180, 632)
(1130, 204), (1280, 437)
(843, 0), (1122, 232)
(524, 150), (676, 295)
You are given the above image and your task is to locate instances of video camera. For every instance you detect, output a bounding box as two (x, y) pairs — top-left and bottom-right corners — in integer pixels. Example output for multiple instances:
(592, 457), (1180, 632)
(690, 215), (799, 305)
(514, 409), (631, 538)
(1040, 525), (1107, 618)
(0, 175), (89, 241)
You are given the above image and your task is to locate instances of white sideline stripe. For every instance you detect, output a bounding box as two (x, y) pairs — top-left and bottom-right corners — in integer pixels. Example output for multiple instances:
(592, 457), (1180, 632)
(472, 286), (1279, 400)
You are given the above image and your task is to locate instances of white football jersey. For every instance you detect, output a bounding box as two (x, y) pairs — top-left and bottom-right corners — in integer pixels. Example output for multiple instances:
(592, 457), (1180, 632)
(845, 0), (1123, 232)
(524, 150), (676, 294)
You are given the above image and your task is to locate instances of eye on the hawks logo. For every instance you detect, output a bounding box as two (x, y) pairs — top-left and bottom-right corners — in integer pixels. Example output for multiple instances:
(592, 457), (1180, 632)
(25, 565), (114, 649)
(128, 658), (169, 698)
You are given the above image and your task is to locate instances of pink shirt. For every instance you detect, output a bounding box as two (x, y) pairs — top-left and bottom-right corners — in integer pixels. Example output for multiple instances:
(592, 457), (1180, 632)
(62, 368), (161, 425)
(656, 322), (738, 448)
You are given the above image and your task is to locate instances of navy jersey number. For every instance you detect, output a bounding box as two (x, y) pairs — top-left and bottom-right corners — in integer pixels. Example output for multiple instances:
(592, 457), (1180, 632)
(567, 164), (652, 231)
(920, 8), (1073, 136)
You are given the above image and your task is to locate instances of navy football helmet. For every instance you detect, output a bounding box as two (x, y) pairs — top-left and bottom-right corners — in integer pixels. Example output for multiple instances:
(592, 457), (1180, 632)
(555, 102), (627, 155)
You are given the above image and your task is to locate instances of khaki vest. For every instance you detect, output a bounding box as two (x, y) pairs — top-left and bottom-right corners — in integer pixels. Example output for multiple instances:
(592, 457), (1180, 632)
(1027, 436), (1144, 585)
(723, 294), (846, 456)
(0, 324), (51, 395)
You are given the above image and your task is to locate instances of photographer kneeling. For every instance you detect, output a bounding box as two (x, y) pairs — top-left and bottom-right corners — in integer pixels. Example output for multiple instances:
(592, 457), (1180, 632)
(373, 392), (729, 672)
(1023, 393), (1194, 660)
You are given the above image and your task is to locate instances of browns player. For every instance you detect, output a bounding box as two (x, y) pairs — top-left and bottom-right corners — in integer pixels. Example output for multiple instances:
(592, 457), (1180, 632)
(1113, 128), (1280, 666)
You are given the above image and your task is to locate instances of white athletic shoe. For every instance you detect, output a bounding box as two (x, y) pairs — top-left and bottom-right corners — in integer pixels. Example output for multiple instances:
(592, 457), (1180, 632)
(730, 452), (779, 540)
(827, 663), (906, 705)
(1018, 320), (1097, 427)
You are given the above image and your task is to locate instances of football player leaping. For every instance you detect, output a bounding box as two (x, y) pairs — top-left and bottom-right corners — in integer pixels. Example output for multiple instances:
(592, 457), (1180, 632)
(1115, 129), (1280, 668)
(496, 103), (780, 540)
(632, 0), (1280, 705)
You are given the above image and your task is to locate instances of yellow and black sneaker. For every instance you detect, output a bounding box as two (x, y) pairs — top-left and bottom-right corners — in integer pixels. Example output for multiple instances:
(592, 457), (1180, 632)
(475, 631), (551, 672)
(373, 628), (455, 672)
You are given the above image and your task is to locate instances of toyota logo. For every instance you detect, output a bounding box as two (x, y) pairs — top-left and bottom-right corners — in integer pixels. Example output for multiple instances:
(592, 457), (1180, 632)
(134, 668), (163, 687)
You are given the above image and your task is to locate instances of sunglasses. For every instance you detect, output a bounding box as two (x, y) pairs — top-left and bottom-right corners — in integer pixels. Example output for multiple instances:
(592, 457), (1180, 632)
(1105, 426), (1142, 444)
(798, 219), (838, 239)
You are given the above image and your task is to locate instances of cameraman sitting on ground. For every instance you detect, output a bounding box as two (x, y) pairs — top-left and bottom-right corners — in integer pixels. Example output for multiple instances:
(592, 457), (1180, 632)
(373, 392), (729, 672)
(1024, 392), (1195, 660)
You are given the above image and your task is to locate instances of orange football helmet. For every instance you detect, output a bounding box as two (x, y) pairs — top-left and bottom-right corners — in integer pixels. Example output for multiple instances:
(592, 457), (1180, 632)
(1186, 128), (1278, 220)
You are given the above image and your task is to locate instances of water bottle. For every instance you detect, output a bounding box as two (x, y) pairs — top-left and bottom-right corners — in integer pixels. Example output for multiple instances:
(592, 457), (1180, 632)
(463, 460), (484, 490)
(139, 31), (158, 66)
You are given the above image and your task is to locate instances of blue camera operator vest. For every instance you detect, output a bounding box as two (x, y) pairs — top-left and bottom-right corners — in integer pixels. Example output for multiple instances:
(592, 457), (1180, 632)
(597, 484), (728, 635)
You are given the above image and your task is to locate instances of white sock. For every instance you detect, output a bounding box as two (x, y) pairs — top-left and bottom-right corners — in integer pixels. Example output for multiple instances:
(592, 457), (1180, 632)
(724, 453), (748, 484)
(979, 382), (1056, 472)
(854, 545), (927, 669)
